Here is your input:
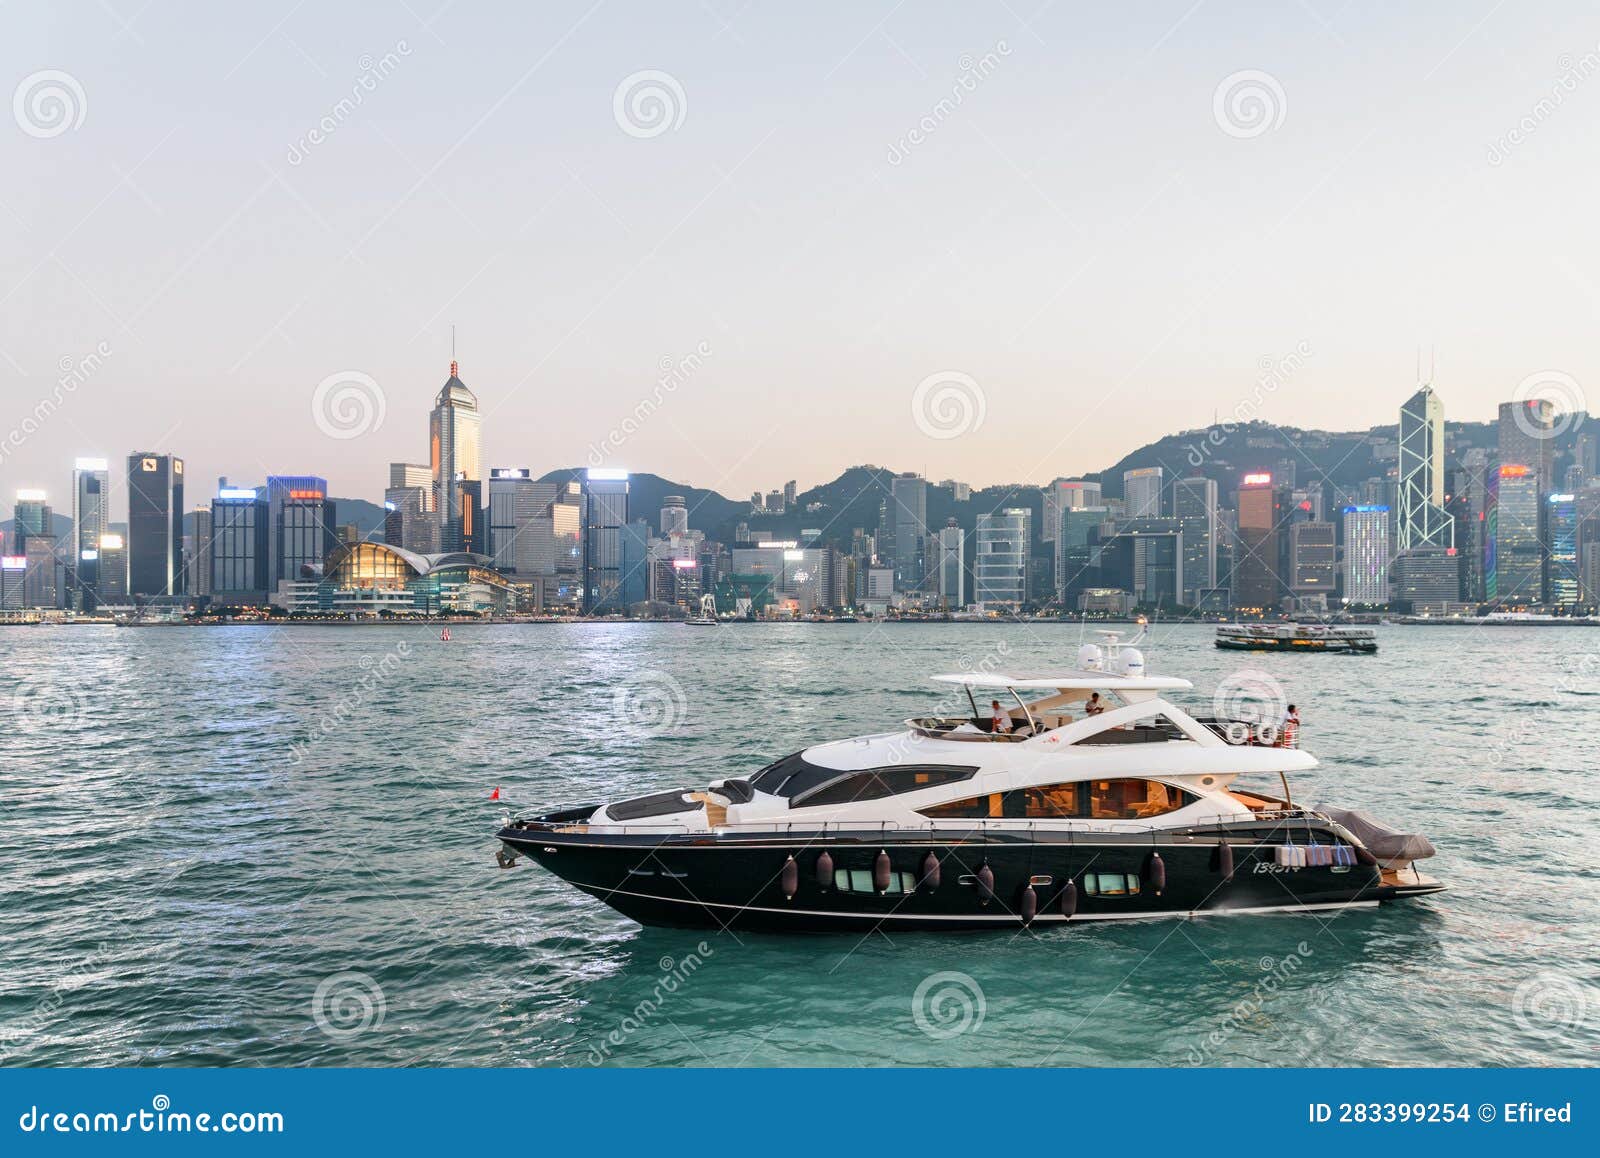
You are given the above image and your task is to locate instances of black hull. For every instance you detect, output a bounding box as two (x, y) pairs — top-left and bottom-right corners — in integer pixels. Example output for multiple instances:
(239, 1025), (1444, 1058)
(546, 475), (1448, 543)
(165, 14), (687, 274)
(1215, 637), (1376, 653)
(497, 821), (1439, 933)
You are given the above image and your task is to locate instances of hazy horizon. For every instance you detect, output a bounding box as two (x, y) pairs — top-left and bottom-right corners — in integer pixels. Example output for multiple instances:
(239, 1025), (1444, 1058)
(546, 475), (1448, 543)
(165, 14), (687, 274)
(6, 1), (1599, 520)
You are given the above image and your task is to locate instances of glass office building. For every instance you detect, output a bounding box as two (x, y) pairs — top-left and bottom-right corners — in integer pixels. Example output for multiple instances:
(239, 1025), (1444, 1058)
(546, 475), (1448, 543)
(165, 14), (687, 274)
(1489, 464), (1541, 604)
(583, 470), (630, 613)
(974, 508), (1030, 609)
(127, 452), (184, 597)
(267, 475), (336, 586)
(72, 459), (109, 610)
(210, 488), (270, 605)
(1547, 492), (1580, 605)
(430, 363), (482, 553)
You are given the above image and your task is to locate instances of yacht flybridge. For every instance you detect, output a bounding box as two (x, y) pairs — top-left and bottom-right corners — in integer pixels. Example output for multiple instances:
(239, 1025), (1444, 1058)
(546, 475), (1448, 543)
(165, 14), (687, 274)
(495, 634), (1442, 931)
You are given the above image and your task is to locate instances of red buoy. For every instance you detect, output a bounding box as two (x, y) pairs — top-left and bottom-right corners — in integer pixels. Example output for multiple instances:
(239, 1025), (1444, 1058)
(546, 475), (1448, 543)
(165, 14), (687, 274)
(976, 862), (996, 904)
(815, 850), (834, 889)
(873, 850), (892, 894)
(1218, 841), (1234, 883)
(780, 855), (798, 900)
(1146, 851), (1166, 896)
(1060, 877), (1078, 919)
(919, 850), (941, 891)
(1018, 883), (1038, 926)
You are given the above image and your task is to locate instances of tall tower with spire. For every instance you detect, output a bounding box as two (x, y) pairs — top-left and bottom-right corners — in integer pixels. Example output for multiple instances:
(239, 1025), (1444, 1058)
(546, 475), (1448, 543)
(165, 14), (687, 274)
(429, 355), (482, 553)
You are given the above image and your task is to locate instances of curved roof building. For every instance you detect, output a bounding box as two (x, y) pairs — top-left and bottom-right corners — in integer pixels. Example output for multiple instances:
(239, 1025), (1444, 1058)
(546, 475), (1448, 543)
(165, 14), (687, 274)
(323, 541), (518, 615)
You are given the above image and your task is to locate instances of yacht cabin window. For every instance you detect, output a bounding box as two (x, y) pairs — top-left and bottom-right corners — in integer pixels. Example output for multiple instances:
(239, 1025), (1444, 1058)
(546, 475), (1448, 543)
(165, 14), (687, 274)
(917, 778), (1195, 821)
(789, 765), (980, 808)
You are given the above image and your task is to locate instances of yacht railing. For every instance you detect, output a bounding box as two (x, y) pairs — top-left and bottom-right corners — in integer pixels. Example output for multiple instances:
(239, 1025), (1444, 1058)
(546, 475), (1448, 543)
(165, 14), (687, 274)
(1194, 716), (1301, 749)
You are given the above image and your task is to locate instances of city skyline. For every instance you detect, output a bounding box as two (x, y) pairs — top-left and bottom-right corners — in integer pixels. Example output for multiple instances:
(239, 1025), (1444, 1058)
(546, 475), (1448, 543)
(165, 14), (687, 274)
(1, 356), (1590, 525)
(8, 3), (1600, 501)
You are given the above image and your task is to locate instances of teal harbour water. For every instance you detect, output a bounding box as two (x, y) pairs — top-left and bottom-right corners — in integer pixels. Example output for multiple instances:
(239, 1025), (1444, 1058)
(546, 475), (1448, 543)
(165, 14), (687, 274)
(1, 622), (1596, 1067)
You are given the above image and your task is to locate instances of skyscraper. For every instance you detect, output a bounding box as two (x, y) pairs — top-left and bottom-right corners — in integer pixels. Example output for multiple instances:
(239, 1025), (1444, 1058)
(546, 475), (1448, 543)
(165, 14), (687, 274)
(1232, 472), (1279, 615)
(386, 462), (436, 555)
(267, 476), (336, 586)
(583, 469), (629, 613)
(1288, 520), (1336, 599)
(935, 519), (964, 609)
(96, 533), (127, 600)
(974, 509), (1030, 609)
(1457, 447), (1492, 603)
(127, 452), (184, 597)
(1397, 385), (1453, 550)
(1498, 399), (1553, 494)
(210, 486), (270, 605)
(187, 507), (213, 599)
(1057, 505), (1111, 602)
(1546, 492), (1580, 605)
(21, 538), (58, 609)
(1341, 505), (1391, 605)
(1123, 467), (1163, 519)
(889, 472), (928, 593)
(1040, 479), (1102, 543)
(71, 458), (108, 610)
(660, 495), (689, 536)
(12, 489), (51, 552)
(1171, 476), (1217, 603)
(1103, 519), (1183, 607)
(488, 469), (558, 574)
(430, 360), (482, 552)
(1488, 464), (1541, 604)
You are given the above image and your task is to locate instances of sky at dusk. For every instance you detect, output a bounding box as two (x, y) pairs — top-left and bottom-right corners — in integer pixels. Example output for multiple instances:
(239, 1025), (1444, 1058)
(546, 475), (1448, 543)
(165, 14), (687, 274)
(5, 1), (1600, 517)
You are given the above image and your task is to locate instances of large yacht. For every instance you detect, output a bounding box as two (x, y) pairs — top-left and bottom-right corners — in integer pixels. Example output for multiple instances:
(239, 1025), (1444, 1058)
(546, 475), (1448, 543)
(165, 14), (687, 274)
(494, 636), (1440, 931)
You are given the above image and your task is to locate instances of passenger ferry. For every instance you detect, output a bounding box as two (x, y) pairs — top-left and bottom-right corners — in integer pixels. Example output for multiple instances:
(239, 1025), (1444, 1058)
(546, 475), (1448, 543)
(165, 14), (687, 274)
(1215, 623), (1378, 653)
(495, 636), (1439, 931)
